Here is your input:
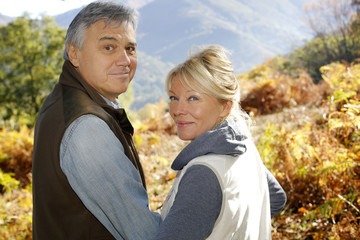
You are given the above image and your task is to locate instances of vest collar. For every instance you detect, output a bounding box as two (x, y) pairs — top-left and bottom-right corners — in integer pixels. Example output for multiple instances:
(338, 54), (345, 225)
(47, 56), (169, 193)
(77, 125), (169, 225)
(59, 60), (134, 135)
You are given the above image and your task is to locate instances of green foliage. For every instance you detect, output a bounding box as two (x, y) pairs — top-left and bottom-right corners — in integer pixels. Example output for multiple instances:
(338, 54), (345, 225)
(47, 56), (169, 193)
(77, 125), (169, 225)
(274, 8), (360, 84)
(262, 55), (303, 78)
(289, 0), (360, 84)
(350, 14), (360, 56)
(0, 15), (65, 128)
(0, 170), (19, 193)
(257, 122), (280, 168)
(289, 35), (357, 82)
(304, 192), (359, 225)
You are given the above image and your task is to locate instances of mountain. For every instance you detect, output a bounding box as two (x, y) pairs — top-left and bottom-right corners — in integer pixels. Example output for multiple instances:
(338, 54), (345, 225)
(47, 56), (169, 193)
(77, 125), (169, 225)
(0, 13), (15, 26)
(134, 0), (312, 109)
(2, 0), (313, 110)
(136, 0), (311, 72)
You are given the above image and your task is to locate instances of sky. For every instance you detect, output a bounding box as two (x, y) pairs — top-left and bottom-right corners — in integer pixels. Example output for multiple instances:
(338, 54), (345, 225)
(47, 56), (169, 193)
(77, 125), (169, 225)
(0, 0), (95, 18)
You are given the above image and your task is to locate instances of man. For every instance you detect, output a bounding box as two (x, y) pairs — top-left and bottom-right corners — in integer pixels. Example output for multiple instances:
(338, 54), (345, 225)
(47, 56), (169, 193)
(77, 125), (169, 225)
(32, 2), (160, 239)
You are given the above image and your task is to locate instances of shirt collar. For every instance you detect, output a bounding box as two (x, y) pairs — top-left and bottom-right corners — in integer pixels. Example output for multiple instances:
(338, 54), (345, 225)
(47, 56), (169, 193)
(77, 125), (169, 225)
(99, 94), (122, 109)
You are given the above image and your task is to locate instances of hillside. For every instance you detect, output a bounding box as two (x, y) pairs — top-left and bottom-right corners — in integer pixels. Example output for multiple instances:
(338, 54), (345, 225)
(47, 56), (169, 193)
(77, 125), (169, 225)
(0, 0), (313, 110)
(136, 0), (311, 72)
(53, 0), (312, 109)
(0, 13), (14, 26)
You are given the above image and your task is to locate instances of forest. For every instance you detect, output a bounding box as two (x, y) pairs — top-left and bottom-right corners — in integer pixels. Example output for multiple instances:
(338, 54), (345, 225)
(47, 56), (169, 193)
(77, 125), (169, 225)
(0, 0), (359, 239)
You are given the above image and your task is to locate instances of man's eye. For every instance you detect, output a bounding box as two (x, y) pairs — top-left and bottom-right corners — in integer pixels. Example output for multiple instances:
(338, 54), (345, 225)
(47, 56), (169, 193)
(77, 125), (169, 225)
(105, 45), (114, 51)
(126, 46), (136, 53)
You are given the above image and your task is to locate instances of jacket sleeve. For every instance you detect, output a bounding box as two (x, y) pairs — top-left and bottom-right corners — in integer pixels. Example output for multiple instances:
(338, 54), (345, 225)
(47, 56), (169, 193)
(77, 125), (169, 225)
(265, 167), (287, 217)
(60, 114), (161, 240)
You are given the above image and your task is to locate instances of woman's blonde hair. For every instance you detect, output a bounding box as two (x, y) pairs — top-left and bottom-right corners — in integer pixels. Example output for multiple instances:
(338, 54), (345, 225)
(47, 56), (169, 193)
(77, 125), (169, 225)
(166, 45), (252, 135)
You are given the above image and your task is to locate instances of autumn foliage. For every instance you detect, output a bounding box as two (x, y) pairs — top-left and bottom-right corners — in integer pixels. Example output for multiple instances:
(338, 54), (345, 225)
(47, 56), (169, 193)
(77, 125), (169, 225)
(258, 62), (360, 239)
(238, 64), (331, 116)
(0, 62), (359, 239)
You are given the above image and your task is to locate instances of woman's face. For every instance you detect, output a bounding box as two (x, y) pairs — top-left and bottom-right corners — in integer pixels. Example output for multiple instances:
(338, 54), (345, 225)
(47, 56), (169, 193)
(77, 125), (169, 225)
(168, 77), (231, 141)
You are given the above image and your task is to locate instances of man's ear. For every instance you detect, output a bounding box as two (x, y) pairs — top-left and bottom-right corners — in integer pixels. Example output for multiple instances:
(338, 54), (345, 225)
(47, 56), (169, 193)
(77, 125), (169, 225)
(67, 42), (80, 67)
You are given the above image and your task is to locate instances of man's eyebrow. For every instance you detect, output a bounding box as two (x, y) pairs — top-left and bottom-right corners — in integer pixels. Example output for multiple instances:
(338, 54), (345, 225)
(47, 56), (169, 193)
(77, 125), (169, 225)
(99, 36), (118, 42)
(98, 37), (137, 47)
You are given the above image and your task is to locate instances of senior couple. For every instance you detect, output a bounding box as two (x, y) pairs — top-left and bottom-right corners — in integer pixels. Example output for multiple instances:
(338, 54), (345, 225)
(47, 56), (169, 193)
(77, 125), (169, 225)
(32, 1), (286, 239)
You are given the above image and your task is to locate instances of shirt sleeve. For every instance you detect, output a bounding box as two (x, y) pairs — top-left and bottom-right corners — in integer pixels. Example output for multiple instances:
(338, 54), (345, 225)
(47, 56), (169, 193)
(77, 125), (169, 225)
(152, 165), (223, 240)
(265, 167), (287, 217)
(60, 114), (161, 240)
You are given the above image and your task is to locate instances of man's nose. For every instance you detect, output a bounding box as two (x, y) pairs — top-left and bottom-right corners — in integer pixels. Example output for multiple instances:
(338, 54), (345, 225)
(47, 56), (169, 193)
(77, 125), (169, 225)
(116, 50), (131, 66)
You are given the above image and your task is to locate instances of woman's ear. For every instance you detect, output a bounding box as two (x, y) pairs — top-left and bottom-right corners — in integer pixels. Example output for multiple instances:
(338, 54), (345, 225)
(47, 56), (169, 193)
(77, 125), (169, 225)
(67, 42), (80, 67)
(220, 100), (233, 118)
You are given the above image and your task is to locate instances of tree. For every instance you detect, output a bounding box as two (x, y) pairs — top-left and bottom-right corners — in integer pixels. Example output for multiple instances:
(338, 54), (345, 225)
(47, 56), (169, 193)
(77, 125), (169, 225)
(0, 15), (65, 128)
(284, 0), (360, 82)
(304, 0), (358, 63)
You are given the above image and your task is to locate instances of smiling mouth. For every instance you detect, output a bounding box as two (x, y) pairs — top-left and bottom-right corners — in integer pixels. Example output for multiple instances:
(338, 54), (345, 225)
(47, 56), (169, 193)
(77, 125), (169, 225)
(177, 121), (193, 128)
(110, 71), (129, 75)
(109, 67), (130, 76)
(108, 72), (130, 79)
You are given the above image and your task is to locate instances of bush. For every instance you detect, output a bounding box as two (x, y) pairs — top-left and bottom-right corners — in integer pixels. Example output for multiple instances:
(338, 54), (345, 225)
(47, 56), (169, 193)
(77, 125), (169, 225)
(0, 127), (33, 188)
(259, 62), (360, 239)
(239, 65), (330, 116)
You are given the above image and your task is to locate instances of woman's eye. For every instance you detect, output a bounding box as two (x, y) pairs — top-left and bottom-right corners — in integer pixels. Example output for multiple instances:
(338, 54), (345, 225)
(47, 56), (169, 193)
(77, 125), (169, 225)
(169, 96), (177, 101)
(189, 96), (198, 101)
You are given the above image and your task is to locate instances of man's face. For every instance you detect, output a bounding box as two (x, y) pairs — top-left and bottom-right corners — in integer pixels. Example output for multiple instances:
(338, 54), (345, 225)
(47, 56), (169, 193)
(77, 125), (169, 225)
(68, 20), (137, 101)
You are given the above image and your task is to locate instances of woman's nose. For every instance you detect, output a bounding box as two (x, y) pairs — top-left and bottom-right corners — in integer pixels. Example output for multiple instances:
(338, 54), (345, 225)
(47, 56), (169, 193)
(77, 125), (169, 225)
(171, 100), (186, 116)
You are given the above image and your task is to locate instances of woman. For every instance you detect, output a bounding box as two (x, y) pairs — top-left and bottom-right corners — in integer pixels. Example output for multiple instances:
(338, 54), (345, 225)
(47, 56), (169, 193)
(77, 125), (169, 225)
(152, 45), (286, 239)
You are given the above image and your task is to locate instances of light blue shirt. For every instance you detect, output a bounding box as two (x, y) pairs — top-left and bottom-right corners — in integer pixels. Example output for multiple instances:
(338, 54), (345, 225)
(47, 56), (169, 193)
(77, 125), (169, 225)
(60, 96), (161, 239)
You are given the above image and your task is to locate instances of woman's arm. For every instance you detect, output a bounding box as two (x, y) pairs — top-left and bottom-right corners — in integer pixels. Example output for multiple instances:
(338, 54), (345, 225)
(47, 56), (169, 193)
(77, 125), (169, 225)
(265, 167), (287, 217)
(152, 165), (222, 240)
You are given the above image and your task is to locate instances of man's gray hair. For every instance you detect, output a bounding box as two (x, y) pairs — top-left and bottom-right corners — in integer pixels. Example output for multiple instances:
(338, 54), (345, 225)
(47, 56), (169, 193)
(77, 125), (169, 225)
(63, 1), (138, 60)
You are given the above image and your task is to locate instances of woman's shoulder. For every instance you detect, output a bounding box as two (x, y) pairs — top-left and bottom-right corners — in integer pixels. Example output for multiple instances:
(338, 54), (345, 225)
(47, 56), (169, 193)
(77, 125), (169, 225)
(184, 154), (236, 177)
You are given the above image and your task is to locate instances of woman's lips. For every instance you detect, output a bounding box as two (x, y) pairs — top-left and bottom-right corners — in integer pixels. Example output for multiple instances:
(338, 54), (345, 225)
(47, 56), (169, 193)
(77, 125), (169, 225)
(176, 121), (193, 128)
